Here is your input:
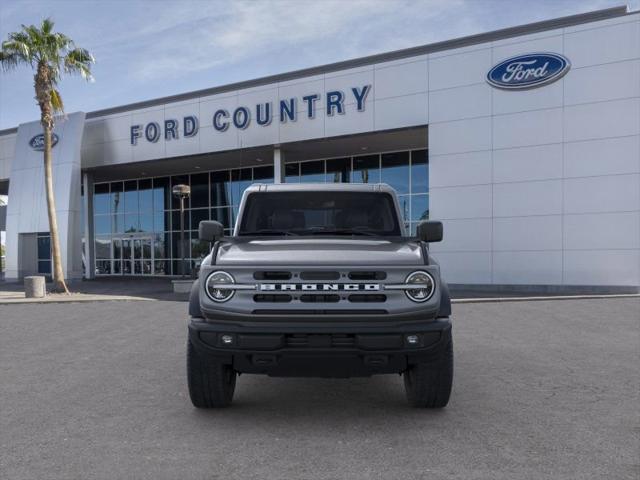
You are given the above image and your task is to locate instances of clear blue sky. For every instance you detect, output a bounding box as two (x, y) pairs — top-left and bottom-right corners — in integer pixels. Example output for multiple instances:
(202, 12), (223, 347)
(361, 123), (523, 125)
(0, 0), (634, 130)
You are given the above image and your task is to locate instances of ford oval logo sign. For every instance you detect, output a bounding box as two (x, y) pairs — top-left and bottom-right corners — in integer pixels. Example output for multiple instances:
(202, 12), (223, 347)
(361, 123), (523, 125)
(487, 53), (570, 90)
(29, 133), (59, 151)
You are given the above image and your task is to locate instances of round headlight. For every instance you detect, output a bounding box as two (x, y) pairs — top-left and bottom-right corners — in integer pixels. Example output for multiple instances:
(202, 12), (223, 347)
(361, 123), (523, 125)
(405, 271), (435, 302)
(205, 271), (235, 302)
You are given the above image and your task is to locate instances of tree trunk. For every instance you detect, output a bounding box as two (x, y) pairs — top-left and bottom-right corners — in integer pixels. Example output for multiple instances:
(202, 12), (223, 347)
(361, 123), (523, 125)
(36, 63), (69, 294)
(43, 122), (69, 293)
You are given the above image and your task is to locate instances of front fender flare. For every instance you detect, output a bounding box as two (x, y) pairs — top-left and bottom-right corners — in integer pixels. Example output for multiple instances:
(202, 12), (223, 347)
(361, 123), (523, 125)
(189, 279), (203, 318)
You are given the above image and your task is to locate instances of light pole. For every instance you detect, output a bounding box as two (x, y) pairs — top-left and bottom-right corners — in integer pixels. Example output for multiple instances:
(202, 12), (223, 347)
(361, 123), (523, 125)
(172, 184), (191, 278)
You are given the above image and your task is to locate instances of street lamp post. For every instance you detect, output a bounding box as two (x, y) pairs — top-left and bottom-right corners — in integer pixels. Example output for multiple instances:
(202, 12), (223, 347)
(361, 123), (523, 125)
(172, 184), (191, 278)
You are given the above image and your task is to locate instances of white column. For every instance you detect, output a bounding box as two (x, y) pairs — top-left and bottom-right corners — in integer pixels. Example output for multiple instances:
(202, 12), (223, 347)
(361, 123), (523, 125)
(273, 147), (286, 184)
(83, 172), (95, 279)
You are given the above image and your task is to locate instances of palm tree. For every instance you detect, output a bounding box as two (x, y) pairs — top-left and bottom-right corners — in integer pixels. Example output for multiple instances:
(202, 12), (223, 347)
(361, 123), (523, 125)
(0, 18), (94, 293)
(0, 196), (5, 275)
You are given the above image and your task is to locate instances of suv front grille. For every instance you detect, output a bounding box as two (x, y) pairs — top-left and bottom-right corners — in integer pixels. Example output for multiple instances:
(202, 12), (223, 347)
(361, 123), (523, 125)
(300, 271), (340, 280)
(249, 270), (394, 306)
(300, 294), (340, 303)
(254, 294), (292, 303)
(251, 309), (388, 315)
(348, 294), (387, 303)
(348, 271), (387, 280)
(253, 271), (291, 280)
(285, 334), (356, 348)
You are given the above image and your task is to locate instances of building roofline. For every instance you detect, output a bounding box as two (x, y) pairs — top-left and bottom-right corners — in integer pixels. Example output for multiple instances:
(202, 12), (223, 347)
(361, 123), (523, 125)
(0, 5), (631, 136)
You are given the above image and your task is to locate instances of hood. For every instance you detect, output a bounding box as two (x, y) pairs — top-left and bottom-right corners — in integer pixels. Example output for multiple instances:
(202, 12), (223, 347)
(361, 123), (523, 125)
(216, 238), (423, 266)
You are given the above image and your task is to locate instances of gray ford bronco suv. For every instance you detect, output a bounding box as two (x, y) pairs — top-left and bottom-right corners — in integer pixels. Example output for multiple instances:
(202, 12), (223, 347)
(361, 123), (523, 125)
(188, 183), (453, 408)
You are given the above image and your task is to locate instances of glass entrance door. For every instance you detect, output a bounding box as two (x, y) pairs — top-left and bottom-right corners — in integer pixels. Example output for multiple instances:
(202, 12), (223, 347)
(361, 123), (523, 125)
(133, 237), (153, 275)
(112, 236), (153, 275)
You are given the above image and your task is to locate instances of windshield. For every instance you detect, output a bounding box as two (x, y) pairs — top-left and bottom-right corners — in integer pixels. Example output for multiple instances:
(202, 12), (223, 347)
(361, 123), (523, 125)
(237, 191), (402, 236)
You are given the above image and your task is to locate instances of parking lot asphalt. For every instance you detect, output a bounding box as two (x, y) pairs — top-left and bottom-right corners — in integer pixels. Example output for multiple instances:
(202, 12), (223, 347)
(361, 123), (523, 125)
(1, 298), (638, 480)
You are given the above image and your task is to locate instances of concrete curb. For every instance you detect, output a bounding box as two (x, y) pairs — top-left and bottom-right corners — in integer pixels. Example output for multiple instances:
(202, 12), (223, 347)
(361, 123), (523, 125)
(0, 295), (154, 305)
(452, 293), (640, 304)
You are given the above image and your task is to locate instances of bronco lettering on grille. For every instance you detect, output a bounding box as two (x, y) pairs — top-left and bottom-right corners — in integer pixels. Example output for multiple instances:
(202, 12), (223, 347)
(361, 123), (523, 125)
(260, 283), (380, 291)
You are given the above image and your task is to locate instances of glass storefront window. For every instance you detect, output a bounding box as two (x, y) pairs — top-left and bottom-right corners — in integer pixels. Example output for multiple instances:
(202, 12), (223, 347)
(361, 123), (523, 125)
(154, 260), (169, 275)
(139, 212), (153, 232)
(172, 232), (189, 259)
(190, 208), (209, 230)
(190, 173), (209, 208)
(352, 154), (380, 183)
(326, 158), (350, 183)
(153, 211), (168, 232)
(210, 171), (231, 207)
(92, 150), (428, 275)
(95, 236), (111, 259)
(37, 235), (50, 260)
(397, 195), (410, 222)
(96, 260), (111, 275)
(153, 233), (167, 259)
(211, 207), (232, 228)
(124, 180), (138, 212)
(381, 151), (410, 194)
(38, 260), (51, 274)
(300, 160), (325, 183)
(172, 210), (189, 231)
(113, 238), (122, 260)
(94, 215), (110, 235)
(411, 150), (428, 193)
(153, 177), (170, 211)
(138, 179), (153, 212)
(37, 232), (51, 275)
(94, 183), (110, 214)
(231, 168), (252, 205)
(112, 214), (124, 234)
(411, 194), (429, 222)
(285, 163), (300, 183)
(124, 213), (139, 233)
(253, 165), (273, 183)
(111, 182), (123, 215)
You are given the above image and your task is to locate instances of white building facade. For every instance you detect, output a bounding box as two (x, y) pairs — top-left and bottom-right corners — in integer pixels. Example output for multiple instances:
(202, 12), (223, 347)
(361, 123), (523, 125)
(0, 6), (638, 292)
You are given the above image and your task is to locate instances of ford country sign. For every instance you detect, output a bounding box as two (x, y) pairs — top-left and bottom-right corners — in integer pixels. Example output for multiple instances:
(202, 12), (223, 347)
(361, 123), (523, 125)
(487, 53), (570, 90)
(29, 133), (59, 151)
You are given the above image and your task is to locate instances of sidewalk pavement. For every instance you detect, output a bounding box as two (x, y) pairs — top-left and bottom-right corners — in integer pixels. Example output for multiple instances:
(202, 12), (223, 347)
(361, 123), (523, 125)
(0, 277), (189, 304)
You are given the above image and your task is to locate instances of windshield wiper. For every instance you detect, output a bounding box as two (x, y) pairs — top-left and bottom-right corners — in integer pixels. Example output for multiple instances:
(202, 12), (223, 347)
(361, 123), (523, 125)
(239, 229), (299, 236)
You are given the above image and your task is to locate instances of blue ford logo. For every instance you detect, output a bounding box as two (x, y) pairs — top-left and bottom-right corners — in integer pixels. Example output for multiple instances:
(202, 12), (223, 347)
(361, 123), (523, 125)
(487, 53), (570, 90)
(29, 133), (59, 151)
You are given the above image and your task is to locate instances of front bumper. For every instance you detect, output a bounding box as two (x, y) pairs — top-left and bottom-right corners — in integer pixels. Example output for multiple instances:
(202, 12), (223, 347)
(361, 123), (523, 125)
(188, 317), (452, 377)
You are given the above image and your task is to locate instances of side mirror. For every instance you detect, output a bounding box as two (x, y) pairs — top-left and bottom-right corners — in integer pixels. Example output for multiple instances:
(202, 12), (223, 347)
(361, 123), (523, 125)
(416, 221), (443, 243)
(199, 220), (224, 242)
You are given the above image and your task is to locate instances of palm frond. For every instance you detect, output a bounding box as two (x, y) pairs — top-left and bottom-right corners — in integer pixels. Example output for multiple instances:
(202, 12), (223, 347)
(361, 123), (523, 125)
(2, 39), (29, 56)
(22, 24), (42, 47)
(53, 32), (72, 50)
(2, 18), (95, 115)
(50, 88), (64, 113)
(0, 51), (20, 70)
(64, 47), (94, 81)
(1, 25), (34, 70)
(41, 18), (54, 35)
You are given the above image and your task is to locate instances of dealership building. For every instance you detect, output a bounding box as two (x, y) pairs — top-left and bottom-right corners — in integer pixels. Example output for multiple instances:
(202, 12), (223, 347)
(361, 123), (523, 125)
(0, 6), (639, 291)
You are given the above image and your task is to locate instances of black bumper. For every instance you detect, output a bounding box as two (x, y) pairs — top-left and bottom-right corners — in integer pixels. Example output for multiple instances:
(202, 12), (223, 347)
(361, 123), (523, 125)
(188, 317), (452, 377)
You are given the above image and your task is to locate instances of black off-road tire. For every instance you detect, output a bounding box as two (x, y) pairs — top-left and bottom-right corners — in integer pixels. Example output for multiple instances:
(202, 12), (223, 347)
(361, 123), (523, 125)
(403, 339), (453, 408)
(187, 339), (236, 408)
